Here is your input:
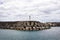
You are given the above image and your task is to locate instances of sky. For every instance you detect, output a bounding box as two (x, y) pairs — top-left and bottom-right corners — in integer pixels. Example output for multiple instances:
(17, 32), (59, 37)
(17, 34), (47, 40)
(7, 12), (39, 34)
(0, 0), (60, 22)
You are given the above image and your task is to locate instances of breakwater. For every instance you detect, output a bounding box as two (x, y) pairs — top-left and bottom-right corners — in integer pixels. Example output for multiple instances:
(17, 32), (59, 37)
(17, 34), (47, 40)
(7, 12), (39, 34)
(0, 21), (51, 31)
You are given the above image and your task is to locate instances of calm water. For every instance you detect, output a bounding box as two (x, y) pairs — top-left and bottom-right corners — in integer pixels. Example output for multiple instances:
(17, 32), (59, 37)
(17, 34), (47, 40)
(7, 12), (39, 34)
(0, 27), (60, 40)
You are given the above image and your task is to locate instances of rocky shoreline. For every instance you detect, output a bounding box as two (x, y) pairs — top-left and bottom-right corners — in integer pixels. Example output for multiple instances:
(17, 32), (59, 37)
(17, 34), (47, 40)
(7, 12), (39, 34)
(0, 21), (59, 31)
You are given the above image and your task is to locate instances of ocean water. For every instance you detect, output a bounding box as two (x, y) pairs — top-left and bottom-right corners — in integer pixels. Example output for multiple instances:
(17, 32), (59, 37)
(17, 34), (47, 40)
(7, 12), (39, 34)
(0, 27), (60, 40)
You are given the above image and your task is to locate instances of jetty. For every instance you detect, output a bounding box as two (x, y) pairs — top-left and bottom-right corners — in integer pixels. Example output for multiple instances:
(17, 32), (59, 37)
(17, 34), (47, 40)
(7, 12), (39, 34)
(0, 16), (59, 31)
(0, 21), (50, 31)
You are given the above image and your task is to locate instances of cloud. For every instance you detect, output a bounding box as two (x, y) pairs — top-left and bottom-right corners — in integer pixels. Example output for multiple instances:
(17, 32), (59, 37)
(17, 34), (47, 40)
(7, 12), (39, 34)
(0, 0), (60, 22)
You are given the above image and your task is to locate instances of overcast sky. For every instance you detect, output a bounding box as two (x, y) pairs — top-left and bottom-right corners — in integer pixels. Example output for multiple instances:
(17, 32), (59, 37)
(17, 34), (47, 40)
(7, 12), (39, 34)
(0, 0), (60, 22)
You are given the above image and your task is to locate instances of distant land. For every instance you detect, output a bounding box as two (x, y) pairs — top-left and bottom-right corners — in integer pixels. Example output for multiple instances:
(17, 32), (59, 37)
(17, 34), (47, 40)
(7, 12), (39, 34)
(0, 21), (60, 31)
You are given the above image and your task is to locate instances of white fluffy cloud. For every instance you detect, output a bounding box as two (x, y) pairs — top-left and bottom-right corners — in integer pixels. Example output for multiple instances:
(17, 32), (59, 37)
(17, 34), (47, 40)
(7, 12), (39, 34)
(0, 0), (60, 22)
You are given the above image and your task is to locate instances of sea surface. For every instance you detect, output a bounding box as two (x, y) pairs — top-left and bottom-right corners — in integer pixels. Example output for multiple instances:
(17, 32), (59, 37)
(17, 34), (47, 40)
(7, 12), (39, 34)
(0, 27), (60, 40)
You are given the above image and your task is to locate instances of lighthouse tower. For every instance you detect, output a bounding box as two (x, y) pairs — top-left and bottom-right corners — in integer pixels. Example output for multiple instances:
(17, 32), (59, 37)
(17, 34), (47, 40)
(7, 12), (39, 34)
(29, 15), (31, 21)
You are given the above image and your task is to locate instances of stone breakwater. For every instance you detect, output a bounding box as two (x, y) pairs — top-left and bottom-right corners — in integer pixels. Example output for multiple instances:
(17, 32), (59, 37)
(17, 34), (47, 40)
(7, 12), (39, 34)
(0, 21), (50, 31)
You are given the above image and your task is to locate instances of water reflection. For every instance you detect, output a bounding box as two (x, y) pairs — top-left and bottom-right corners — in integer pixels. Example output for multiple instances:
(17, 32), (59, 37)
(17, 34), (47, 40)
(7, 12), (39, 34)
(0, 27), (60, 40)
